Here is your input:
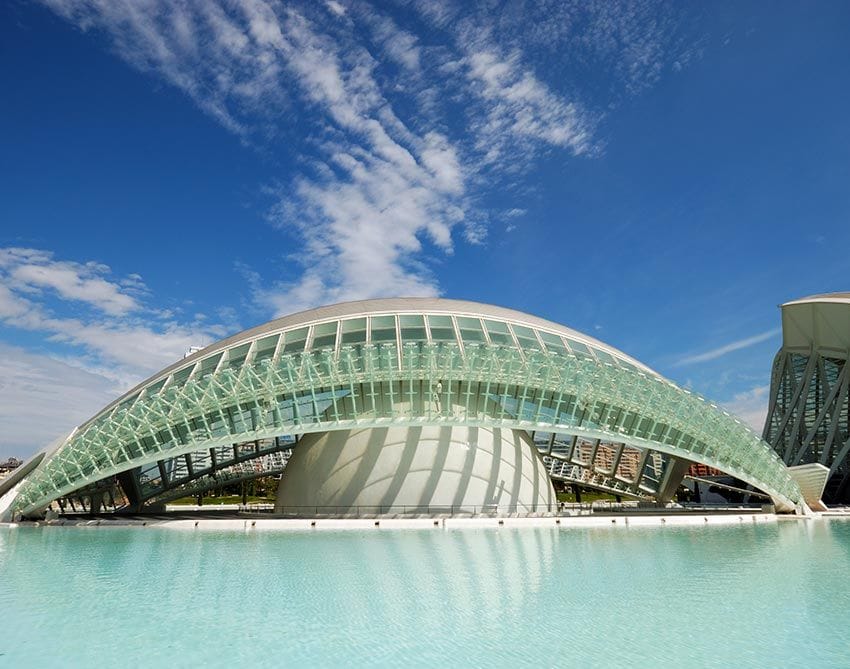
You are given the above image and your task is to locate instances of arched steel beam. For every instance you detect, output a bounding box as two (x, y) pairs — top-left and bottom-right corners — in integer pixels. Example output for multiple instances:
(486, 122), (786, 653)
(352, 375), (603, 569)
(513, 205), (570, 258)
(144, 451), (292, 506)
(9, 340), (803, 517)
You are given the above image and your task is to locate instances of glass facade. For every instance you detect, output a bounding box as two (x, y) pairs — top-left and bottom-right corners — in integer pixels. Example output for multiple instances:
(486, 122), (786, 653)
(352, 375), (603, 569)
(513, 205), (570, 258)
(9, 306), (804, 515)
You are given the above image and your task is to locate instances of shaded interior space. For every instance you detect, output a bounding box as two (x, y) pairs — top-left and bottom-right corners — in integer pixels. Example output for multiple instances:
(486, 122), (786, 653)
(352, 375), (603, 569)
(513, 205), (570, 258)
(39, 429), (779, 520)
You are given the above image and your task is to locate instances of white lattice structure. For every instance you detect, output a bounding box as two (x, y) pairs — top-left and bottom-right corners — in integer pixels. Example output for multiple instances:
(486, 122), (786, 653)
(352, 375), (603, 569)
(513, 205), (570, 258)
(1, 298), (805, 519)
(764, 293), (850, 504)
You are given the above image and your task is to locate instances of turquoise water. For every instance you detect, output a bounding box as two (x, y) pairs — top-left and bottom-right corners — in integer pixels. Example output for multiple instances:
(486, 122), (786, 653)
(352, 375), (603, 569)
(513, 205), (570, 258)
(1, 520), (849, 667)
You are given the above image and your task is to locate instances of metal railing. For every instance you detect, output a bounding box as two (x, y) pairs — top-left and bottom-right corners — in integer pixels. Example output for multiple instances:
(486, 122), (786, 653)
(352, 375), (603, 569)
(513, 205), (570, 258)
(264, 504), (556, 517)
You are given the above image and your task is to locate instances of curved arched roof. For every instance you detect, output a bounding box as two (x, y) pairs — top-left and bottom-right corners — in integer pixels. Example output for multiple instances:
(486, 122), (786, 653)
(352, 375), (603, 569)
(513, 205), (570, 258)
(783, 292), (850, 306)
(89, 297), (658, 426)
(780, 292), (850, 354)
(4, 298), (805, 517)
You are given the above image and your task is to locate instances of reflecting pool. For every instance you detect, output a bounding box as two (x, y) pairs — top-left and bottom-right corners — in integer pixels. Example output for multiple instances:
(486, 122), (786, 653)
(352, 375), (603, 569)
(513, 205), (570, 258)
(2, 520), (849, 667)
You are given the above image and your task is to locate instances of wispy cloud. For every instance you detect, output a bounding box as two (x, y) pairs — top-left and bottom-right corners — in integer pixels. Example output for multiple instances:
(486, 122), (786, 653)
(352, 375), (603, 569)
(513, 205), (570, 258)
(0, 246), (241, 455)
(0, 247), (222, 386)
(0, 247), (141, 316)
(674, 328), (781, 367)
(360, 11), (422, 72)
(723, 384), (770, 432)
(37, 0), (689, 313)
(5, 1), (694, 455)
(0, 343), (120, 459)
(464, 48), (593, 164)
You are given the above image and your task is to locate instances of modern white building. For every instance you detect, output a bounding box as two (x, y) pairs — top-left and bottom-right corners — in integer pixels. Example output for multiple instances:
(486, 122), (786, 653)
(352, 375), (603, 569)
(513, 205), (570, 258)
(763, 292), (850, 504)
(0, 298), (808, 520)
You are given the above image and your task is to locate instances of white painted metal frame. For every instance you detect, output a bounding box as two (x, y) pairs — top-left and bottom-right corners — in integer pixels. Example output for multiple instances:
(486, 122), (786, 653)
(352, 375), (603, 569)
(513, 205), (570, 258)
(9, 300), (804, 516)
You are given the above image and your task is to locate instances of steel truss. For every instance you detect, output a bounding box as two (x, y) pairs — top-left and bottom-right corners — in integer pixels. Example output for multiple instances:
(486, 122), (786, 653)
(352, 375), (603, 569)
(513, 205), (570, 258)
(55, 437), (295, 513)
(11, 338), (802, 516)
(764, 349), (850, 503)
(59, 431), (676, 514)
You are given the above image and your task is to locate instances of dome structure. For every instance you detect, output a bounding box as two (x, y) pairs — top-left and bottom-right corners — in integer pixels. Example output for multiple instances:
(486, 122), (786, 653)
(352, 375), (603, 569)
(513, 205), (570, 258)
(0, 298), (806, 519)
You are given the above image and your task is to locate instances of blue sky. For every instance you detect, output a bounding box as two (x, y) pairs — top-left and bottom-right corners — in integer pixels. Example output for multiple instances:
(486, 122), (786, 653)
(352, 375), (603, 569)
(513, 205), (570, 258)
(1, 0), (849, 458)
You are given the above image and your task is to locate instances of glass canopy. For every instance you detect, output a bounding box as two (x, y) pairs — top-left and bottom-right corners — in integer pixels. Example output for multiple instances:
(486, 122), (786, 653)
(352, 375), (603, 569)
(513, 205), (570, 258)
(7, 300), (804, 516)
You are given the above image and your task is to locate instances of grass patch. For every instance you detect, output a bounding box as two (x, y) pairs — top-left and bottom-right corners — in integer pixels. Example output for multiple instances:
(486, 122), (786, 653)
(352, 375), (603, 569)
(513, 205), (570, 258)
(556, 490), (621, 503)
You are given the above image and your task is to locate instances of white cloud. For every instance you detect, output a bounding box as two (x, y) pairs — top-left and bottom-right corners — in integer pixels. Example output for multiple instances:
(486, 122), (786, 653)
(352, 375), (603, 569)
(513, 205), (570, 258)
(0, 246), (231, 455)
(674, 328), (781, 367)
(503, 208), (525, 232)
(0, 247), (216, 382)
(0, 247), (139, 316)
(41, 317), (211, 380)
(39, 0), (294, 134)
(0, 343), (120, 459)
(0, 283), (30, 320)
(325, 1), (346, 18)
(254, 9), (470, 312)
(262, 136), (464, 314)
(4, 1), (692, 455)
(36, 0), (688, 314)
(464, 49), (592, 163)
(358, 10), (422, 73)
(454, 0), (686, 95)
(723, 385), (770, 432)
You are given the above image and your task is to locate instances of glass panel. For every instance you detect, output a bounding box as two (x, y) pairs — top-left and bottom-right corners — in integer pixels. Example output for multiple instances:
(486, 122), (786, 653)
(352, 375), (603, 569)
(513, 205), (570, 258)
(171, 366), (194, 389)
(533, 431), (554, 447)
(371, 315), (395, 329)
(567, 339), (592, 358)
(427, 315), (457, 343)
(253, 335), (280, 364)
(311, 321), (337, 350)
(456, 316), (481, 330)
(399, 314), (427, 342)
(539, 331), (567, 354)
(146, 378), (167, 396)
(457, 316), (485, 343)
(116, 391), (141, 411)
(198, 352), (224, 375)
(228, 343), (252, 370)
(512, 324), (541, 350)
(341, 318), (367, 345)
(313, 321), (336, 336)
(282, 327), (308, 353)
(341, 318), (366, 332)
(370, 315), (397, 342)
(484, 319), (513, 345)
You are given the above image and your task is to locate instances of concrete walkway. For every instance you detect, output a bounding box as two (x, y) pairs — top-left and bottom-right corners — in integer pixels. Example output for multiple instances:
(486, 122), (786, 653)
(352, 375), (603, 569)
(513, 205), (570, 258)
(3, 511), (792, 531)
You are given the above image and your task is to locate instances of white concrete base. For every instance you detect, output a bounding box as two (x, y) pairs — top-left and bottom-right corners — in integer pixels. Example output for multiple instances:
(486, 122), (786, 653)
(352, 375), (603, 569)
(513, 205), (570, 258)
(0, 482), (23, 523)
(2, 512), (780, 532)
(164, 504), (275, 512)
(275, 425), (556, 514)
(787, 463), (830, 511)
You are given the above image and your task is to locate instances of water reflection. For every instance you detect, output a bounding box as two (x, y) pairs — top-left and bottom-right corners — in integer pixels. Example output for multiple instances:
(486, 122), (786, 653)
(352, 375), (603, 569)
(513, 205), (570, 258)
(3, 522), (850, 667)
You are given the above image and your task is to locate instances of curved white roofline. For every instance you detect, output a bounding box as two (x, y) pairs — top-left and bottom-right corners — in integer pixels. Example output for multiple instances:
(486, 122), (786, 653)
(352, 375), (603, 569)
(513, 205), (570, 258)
(191, 296), (637, 363)
(782, 292), (850, 307)
(779, 291), (850, 355)
(97, 297), (657, 421)
(7, 296), (807, 517)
